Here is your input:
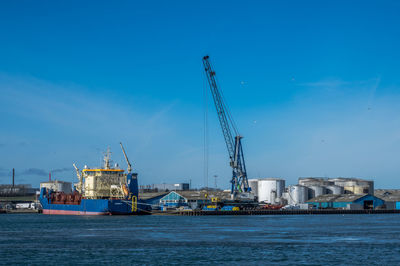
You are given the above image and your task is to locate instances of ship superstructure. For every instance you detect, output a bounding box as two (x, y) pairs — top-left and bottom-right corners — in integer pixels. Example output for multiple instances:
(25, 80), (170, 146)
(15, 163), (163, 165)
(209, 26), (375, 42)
(76, 147), (130, 199)
(39, 143), (150, 215)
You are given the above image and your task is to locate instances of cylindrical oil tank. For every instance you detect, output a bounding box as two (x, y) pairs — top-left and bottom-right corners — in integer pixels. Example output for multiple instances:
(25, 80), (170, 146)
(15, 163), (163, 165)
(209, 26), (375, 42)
(328, 178), (374, 195)
(299, 177), (334, 187)
(325, 185), (344, 195)
(248, 179), (259, 197)
(298, 178), (321, 186)
(328, 178), (348, 187)
(352, 184), (373, 194)
(353, 186), (366, 194)
(282, 192), (289, 202)
(366, 180), (374, 195)
(342, 180), (365, 194)
(307, 185), (326, 199)
(288, 185), (308, 205)
(257, 178), (285, 203)
(270, 190), (277, 204)
(351, 180), (374, 195)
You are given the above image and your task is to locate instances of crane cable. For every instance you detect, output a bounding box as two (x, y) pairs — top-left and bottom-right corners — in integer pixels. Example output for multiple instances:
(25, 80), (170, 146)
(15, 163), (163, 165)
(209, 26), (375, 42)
(203, 66), (209, 191)
(209, 59), (239, 137)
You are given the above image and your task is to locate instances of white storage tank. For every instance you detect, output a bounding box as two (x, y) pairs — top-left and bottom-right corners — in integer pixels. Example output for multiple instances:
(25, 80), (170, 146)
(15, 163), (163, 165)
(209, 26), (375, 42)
(328, 178), (348, 187)
(288, 185), (308, 205)
(325, 185), (344, 195)
(282, 192), (289, 202)
(307, 185), (326, 199)
(270, 190), (277, 204)
(353, 184), (372, 195)
(298, 178), (321, 186)
(344, 180), (374, 195)
(328, 178), (374, 195)
(257, 178), (285, 203)
(248, 179), (259, 198)
(299, 177), (334, 186)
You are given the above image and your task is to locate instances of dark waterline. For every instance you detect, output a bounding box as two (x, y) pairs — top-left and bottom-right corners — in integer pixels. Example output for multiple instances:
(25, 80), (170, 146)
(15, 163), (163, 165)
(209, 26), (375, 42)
(1, 214), (400, 265)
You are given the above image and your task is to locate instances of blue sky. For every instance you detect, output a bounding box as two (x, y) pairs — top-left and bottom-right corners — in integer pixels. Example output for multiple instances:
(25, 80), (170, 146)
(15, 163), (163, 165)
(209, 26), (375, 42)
(1, 1), (400, 188)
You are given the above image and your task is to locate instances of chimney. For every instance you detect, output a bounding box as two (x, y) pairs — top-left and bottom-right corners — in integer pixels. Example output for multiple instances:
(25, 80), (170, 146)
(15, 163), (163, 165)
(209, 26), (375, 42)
(49, 172), (51, 181)
(12, 168), (15, 187)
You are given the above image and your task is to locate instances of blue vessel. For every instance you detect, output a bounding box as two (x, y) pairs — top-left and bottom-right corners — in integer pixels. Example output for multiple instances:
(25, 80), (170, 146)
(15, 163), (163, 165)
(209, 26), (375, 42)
(39, 144), (151, 215)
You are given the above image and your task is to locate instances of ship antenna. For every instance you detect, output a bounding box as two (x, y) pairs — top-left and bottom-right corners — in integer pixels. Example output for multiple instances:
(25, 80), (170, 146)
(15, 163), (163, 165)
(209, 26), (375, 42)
(103, 147), (112, 169)
(120, 142), (132, 173)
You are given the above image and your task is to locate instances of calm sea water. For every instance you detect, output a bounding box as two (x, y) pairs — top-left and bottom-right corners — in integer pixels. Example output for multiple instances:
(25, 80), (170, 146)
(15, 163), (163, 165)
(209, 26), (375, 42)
(1, 214), (400, 265)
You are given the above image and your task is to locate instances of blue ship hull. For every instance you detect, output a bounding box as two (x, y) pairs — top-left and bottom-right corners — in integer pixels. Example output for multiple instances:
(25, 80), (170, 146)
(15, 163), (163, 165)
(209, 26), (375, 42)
(39, 196), (151, 215)
(39, 173), (151, 215)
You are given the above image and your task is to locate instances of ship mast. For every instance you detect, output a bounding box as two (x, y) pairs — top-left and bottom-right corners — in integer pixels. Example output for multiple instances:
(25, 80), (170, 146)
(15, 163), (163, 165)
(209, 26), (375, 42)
(103, 147), (112, 169)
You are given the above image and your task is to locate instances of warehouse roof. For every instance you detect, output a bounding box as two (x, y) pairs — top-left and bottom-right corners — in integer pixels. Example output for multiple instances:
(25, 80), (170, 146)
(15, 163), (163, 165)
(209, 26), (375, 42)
(180, 190), (231, 200)
(307, 194), (367, 203)
(139, 192), (169, 200)
(141, 190), (232, 201)
(374, 189), (400, 201)
(159, 190), (231, 201)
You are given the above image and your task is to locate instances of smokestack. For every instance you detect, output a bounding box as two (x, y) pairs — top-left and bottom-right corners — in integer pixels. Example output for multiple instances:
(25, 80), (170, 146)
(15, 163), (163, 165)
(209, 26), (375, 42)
(49, 172), (51, 181)
(12, 168), (15, 187)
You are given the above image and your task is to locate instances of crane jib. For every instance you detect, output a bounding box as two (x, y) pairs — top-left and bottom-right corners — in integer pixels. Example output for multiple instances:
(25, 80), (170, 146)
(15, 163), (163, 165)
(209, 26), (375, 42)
(202, 55), (251, 197)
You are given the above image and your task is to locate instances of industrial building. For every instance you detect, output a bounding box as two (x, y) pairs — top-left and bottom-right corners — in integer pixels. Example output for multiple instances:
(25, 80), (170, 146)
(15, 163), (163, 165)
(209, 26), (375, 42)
(0, 168), (38, 196)
(0, 184), (37, 196)
(139, 192), (169, 209)
(307, 194), (384, 210)
(40, 180), (72, 194)
(140, 183), (190, 192)
(374, 189), (400, 210)
(158, 190), (231, 210)
(159, 191), (189, 208)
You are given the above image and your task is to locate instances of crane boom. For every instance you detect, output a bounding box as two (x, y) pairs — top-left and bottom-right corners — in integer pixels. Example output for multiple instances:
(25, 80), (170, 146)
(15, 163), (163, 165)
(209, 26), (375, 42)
(73, 163), (83, 193)
(120, 142), (132, 173)
(202, 55), (250, 198)
(202, 57), (236, 160)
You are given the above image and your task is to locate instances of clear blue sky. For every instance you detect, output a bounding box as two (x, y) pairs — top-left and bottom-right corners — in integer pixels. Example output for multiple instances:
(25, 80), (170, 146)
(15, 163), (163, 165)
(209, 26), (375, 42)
(1, 1), (400, 189)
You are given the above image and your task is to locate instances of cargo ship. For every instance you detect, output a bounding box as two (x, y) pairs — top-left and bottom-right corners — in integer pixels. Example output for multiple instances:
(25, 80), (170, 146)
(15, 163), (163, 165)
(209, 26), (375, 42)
(39, 143), (151, 215)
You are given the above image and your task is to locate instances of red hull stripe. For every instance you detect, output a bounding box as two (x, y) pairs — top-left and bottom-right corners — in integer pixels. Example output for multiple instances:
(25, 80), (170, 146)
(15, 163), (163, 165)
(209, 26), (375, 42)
(42, 209), (109, 215)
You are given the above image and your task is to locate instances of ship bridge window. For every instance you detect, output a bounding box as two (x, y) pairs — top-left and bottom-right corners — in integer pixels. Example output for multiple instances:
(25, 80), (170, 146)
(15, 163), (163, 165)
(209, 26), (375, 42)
(105, 171), (117, 175)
